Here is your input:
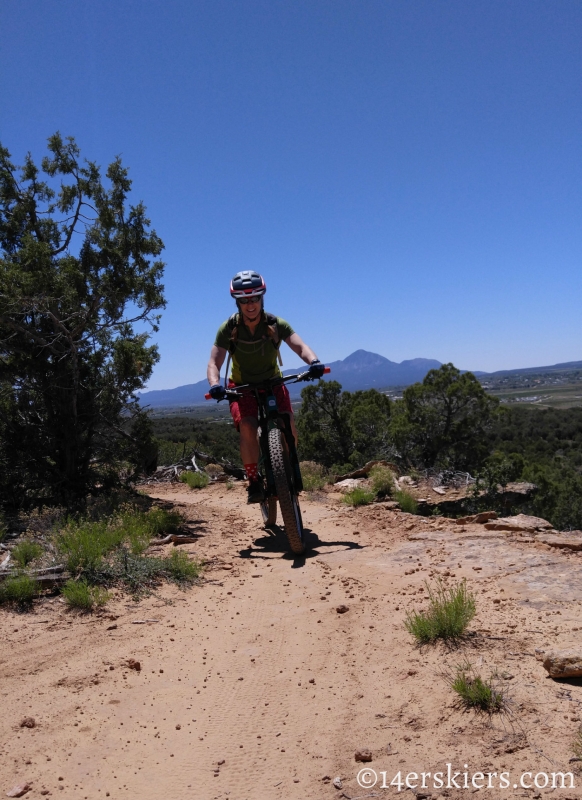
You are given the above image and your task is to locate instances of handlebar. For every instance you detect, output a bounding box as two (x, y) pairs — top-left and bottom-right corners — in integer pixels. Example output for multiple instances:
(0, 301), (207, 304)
(205, 366), (331, 400)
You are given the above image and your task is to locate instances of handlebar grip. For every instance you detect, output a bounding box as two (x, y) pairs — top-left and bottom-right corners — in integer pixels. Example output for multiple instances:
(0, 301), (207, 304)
(323, 367), (331, 374)
(204, 393), (211, 400)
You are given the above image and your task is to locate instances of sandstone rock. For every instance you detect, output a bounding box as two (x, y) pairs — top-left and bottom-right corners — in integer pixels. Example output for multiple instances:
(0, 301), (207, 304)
(332, 777), (342, 789)
(19, 717), (35, 728)
(484, 514), (552, 533)
(334, 478), (364, 491)
(355, 748), (373, 762)
(456, 511), (497, 525)
(542, 649), (582, 678)
(537, 534), (582, 551)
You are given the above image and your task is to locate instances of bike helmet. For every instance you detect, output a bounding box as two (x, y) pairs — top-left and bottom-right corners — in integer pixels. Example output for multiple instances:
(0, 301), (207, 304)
(230, 270), (266, 300)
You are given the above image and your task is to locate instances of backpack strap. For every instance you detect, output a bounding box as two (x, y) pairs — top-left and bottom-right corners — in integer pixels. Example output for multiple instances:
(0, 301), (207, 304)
(225, 310), (283, 366)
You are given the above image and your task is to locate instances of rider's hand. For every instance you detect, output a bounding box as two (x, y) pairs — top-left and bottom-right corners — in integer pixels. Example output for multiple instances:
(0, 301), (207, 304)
(307, 360), (326, 380)
(209, 384), (227, 400)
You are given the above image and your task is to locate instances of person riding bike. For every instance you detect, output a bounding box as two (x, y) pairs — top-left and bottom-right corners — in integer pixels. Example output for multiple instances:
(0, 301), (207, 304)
(207, 271), (325, 504)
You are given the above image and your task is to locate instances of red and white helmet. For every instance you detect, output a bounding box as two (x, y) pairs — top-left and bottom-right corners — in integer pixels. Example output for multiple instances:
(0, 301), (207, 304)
(230, 270), (266, 300)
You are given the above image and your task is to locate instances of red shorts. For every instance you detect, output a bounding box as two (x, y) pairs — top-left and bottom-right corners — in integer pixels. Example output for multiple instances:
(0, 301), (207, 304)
(228, 382), (293, 430)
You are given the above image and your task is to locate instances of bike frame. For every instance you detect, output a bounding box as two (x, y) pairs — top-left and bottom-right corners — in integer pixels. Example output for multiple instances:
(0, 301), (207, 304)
(205, 368), (329, 494)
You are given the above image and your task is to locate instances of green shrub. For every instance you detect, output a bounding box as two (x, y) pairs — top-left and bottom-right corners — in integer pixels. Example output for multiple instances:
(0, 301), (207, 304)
(450, 664), (504, 712)
(11, 540), (44, 568)
(0, 574), (38, 606)
(118, 508), (183, 555)
(369, 465), (395, 498)
(573, 727), (582, 760)
(164, 550), (201, 582)
(395, 489), (418, 514)
(179, 470), (209, 489)
(55, 519), (125, 574)
(226, 480), (235, 490)
(405, 580), (476, 643)
(342, 487), (375, 507)
(300, 461), (328, 492)
(61, 579), (110, 611)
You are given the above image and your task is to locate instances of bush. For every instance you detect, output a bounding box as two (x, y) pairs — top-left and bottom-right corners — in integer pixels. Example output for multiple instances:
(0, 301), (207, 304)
(450, 664), (505, 712)
(342, 487), (375, 507)
(55, 519), (125, 574)
(118, 507), (182, 555)
(300, 461), (328, 492)
(395, 489), (418, 514)
(11, 540), (44, 568)
(165, 550), (201, 582)
(0, 574), (38, 606)
(180, 471), (209, 489)
(405, 580), (476, 643)
(369, 465), (395, 498)
(573, 727), (582, 761)
(61, 579), (110, 611)
(205, 463), (224, 478)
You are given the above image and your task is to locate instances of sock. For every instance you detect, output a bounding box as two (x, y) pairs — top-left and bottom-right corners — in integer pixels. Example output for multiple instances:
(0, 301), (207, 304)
(245, 463), (258, 482)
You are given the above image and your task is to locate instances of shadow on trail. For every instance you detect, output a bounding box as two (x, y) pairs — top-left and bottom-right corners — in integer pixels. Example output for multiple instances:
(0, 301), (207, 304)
(238, 525), (364, 568)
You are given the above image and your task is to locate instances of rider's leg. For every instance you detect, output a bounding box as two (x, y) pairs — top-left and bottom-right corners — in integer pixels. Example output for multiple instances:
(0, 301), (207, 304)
(239, 416), (264, 502)
(239, 416), (259, 464)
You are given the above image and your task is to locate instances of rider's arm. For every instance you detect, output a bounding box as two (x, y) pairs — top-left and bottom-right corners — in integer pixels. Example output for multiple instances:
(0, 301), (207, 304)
(207, 345), (227, 385)
(285, 333), (318, 365)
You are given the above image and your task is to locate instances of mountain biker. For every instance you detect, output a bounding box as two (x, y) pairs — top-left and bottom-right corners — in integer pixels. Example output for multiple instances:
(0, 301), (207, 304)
(207, 270), (325, 504)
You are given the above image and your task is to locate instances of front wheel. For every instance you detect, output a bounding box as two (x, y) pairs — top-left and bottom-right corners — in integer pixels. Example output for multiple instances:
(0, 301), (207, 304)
(267, 427), (305, 555)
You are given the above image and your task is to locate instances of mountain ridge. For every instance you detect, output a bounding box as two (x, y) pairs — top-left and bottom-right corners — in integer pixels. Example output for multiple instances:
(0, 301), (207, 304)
(137, 351), (582, 409)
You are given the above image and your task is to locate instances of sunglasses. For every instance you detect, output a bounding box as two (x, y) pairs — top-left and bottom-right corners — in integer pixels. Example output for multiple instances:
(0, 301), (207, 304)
(238, 296), (262, 305)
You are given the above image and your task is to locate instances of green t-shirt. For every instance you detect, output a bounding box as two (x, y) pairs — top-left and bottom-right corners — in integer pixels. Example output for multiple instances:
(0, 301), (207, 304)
(214, 313), (294, 384)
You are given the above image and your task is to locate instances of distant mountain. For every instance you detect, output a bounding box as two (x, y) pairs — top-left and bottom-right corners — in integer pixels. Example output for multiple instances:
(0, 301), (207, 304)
(319, 350), (442, 392)
(137, 349), (442, 408)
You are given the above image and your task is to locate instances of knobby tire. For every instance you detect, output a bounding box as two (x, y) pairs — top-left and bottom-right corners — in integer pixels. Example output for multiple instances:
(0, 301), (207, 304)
(267, 427), (305, 555)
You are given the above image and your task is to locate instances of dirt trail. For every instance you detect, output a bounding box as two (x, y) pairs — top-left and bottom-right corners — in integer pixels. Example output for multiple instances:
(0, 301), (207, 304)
(3, 482), (582, 799)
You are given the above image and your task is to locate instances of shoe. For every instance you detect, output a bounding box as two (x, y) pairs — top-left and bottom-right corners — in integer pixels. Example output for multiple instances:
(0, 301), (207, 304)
(247, 479), (265, 504)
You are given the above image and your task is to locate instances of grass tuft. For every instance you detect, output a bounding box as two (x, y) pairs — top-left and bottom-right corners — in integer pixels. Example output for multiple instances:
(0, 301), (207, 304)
(165, 550), (202, 582)
(300, 461), (328, 492)
(369, 465), (395, 498)
(0, 574), (39, 606)
(342, 487), (376, 507)
(405, 579), (476, 643)
(11, 540), (44, 568)
(61, 579), (110, 611)
(395, 489), (418, 514)
(180, 471), (209, 489)
(450, 663), (505, 712)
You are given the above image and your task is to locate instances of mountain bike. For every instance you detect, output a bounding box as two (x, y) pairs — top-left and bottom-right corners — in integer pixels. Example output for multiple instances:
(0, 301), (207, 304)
(206, 368), (330, 555)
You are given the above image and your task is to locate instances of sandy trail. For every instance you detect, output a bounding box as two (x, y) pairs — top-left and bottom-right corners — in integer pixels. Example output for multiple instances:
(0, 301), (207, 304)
(2, 482), (582, 799)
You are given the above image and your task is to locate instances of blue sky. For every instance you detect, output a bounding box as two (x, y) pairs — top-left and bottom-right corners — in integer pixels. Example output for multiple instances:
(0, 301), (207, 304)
(1, 1), (580, 389)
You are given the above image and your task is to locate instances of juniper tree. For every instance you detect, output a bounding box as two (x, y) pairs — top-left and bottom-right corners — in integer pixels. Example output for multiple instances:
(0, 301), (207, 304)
(0, 134), (165, 507)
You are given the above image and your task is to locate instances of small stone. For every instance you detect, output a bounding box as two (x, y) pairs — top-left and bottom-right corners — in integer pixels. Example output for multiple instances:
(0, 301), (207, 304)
(217, 760), (225, 766)
(106, 624), (117, 630)
(6, 785), (31, 798)
(355, 748), (373, 762)
(336, 605), (349, 614)
(332, 777), (342, 789)
(19, 717), (35, 729)
(175, 724), (181, 730)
